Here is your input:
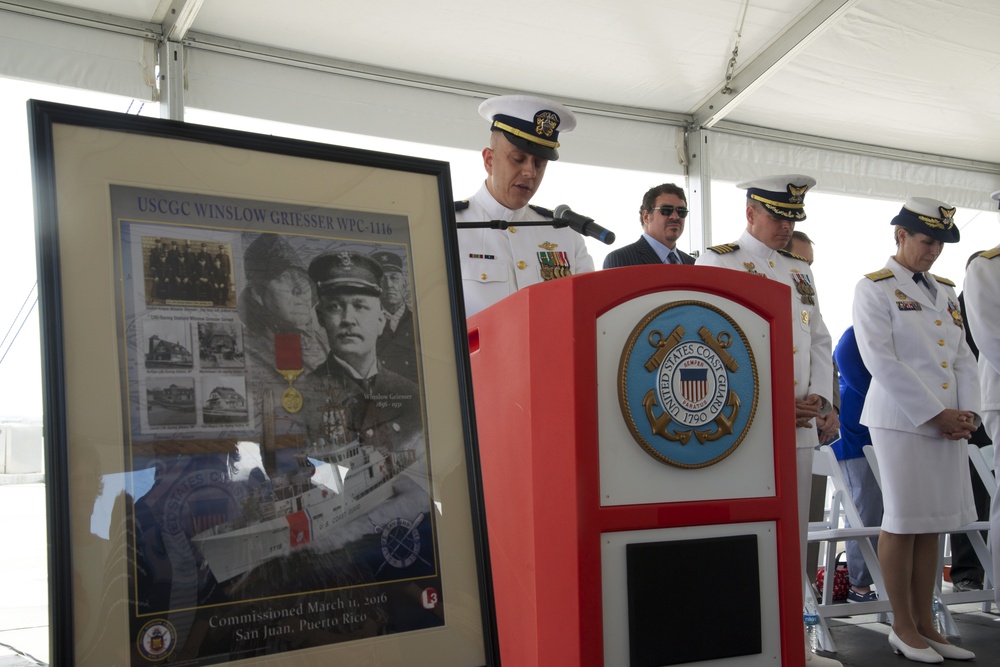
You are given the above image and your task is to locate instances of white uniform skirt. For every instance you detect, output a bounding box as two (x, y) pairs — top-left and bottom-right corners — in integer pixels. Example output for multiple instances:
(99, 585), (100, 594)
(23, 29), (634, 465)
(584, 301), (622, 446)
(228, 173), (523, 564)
(870, 427), (976, 534)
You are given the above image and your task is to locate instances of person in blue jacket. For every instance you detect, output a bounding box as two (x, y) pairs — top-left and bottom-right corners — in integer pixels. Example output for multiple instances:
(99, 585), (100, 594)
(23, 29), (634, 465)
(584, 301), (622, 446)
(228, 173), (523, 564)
(831, 325), (883, 603)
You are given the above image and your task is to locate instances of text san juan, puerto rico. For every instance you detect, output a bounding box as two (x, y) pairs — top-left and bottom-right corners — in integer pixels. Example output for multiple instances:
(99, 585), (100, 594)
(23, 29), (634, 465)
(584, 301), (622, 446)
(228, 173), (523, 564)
(208, 595), (388, 641)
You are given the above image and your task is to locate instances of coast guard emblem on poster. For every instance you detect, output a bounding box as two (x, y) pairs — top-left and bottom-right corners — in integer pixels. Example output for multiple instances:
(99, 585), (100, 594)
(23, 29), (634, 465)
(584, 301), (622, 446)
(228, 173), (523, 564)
(618, 301), (759, 468)
(137, 619), (176, 661)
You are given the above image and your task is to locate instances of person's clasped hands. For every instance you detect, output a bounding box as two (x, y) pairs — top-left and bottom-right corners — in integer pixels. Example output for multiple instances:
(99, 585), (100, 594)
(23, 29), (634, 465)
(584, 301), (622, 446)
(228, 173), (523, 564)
(929, 408), (978, 441)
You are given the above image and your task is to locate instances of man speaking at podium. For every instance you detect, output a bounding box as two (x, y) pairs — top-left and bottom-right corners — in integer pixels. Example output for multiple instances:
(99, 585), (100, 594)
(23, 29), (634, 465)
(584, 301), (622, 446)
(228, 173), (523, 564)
(456, 94), (594, 317)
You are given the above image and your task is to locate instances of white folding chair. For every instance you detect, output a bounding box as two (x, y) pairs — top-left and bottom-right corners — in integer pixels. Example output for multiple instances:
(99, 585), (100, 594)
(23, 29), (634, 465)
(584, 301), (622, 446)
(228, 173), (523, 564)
(964, 443), (997, 612)
(806, 445), (890, 653)
(968, 443), (996, 502)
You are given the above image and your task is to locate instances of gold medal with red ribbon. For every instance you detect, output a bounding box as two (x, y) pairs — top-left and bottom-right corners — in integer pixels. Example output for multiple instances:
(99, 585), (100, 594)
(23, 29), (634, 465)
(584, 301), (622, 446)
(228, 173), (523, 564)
(274, 333), (304, 413)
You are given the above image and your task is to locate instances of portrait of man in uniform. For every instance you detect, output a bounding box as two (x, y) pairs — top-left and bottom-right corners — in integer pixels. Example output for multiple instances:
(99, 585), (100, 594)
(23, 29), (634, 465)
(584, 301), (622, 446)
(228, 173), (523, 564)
(299, 251), (422, 454)
(374, 250), (418, 383)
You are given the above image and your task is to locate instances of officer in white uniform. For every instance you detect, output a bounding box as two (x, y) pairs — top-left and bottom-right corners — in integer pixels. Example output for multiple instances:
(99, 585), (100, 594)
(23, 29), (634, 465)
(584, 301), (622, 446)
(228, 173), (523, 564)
(853, 196), (979, 663)
(696, 175), (838, 667)
(963, 188), (1000, 610)
(456, 94), (594, 317)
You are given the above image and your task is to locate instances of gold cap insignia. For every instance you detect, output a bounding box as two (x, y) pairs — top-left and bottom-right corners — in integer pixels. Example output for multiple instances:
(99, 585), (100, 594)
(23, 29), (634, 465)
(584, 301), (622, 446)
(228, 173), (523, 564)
(939, 206), (956, 228)
(534, 110), (560, 138)
(788, 183), (809, 204)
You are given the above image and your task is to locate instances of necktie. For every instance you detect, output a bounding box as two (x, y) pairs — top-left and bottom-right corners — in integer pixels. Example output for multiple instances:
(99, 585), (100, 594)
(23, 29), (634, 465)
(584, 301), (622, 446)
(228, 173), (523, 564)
(913, 272), (936, 299)
(666, 252), (679, 265)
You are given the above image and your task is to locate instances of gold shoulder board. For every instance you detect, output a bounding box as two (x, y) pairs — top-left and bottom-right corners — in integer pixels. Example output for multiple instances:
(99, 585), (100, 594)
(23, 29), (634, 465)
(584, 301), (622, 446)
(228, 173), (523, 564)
(777, 249), (808, 262)
(865, 268), (893, 282)
(932, 274), (955, 287)
(707, 243), (739, 254)
(978, 248), (1000, 259)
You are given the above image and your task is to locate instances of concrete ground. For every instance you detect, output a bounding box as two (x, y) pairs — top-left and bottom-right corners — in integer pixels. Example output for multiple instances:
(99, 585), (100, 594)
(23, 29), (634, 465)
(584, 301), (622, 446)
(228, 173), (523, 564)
(824, 601), (1000, 666)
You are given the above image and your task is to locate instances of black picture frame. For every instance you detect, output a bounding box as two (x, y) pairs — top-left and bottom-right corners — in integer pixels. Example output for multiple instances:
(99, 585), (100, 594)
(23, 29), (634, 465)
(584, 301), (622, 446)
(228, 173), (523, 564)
(29, 100), (496, 667)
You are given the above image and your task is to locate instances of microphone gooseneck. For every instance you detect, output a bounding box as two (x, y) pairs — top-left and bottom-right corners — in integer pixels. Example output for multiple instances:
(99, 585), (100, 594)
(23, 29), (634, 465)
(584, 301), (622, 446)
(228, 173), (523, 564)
(553, 205), (616, 245)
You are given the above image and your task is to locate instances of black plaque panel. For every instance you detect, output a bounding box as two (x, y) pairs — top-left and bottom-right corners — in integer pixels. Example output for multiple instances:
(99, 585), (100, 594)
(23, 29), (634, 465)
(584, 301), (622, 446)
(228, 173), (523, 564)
(626, 534), (761, 666)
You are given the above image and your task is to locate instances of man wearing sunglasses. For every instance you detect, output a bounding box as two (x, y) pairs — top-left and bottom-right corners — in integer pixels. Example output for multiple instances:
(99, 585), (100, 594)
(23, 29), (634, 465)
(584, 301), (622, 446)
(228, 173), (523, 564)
(603, 183), (695, 268)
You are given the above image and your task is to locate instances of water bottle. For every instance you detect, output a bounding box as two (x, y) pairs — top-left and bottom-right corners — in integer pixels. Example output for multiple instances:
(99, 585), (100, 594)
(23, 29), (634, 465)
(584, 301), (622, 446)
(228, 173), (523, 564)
(932, 596), (945, 634)
(803, 602), (820, 653)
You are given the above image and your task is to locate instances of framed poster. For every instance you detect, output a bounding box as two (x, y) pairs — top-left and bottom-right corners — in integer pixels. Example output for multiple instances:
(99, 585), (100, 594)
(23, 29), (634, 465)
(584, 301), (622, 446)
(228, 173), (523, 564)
(29, 101), (495, 667)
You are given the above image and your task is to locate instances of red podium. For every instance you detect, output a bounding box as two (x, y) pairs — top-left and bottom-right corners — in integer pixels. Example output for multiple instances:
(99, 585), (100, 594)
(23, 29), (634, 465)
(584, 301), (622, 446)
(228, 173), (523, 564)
(467, 265), (803, 667)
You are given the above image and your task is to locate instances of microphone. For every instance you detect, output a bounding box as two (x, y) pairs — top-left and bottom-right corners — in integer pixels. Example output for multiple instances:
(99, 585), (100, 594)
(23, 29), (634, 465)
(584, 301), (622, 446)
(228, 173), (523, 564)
(553, 205), (616, 245)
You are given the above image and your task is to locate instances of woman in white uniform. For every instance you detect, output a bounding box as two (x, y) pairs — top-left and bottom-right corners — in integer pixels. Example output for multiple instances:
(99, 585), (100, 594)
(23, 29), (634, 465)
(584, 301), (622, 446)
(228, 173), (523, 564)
(853, 197), (980, 663)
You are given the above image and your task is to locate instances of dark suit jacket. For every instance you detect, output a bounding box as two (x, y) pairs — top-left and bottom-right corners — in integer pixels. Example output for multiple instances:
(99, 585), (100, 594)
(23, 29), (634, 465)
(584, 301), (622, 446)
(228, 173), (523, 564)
(602, 236), (695, 269)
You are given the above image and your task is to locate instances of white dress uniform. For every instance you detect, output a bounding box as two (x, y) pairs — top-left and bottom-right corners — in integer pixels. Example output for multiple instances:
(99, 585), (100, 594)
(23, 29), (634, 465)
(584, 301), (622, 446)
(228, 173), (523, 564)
(964, 247), (1000, 424)
(702, 176), (842, 667)
(962, 244), (1000, 600)
(697, 228), (834, 580)
(853, 256), (979, 534)
(456, 183), (594, 317)
(696, 228), (834, 448)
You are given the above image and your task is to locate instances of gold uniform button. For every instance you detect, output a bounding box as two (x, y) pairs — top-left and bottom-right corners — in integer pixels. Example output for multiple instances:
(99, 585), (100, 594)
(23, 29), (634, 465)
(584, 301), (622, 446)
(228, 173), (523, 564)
(516, 261), (527, 270)
(480, 273), (487, 280)
(508, 226), (517, 233)
(792, 346), (798, 354)
(942, 382), (949, 389)
(793, 380), (798, 385)
(941, 361), (948, 368)
(935, 320), (942, 326)
(769, 261), (775, 268)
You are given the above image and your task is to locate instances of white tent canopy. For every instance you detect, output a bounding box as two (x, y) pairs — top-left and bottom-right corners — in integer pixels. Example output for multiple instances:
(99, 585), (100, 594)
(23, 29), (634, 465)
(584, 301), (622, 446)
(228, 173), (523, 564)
(1, 0), (998, 213)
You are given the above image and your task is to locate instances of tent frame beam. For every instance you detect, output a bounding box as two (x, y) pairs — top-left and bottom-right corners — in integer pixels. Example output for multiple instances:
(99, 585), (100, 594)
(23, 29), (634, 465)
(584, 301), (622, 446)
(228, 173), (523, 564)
(691, 0), (862, 129)
(181, 30), (691, 128)
(0, 0), (159, 38)
(156, 0), (204, 120)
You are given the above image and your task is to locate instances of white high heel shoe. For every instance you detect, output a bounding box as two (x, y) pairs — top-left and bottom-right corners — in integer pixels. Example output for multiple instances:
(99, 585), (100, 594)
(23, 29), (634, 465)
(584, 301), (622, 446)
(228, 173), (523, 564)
(920, 635), (975, 661)
(888, 630), (943, 664)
